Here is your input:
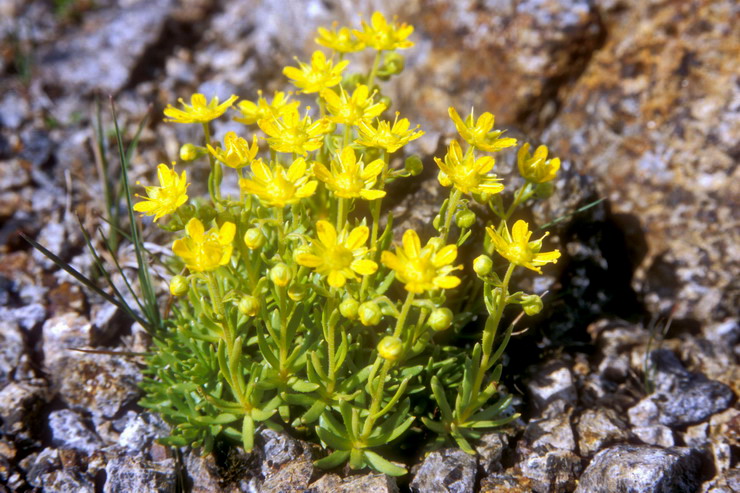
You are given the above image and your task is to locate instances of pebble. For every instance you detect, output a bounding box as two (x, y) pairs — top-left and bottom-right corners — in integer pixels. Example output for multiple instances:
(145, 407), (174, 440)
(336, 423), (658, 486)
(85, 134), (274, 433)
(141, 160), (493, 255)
(519, 449), (582, 493)
(103, 455), (176, 493)
(575, 408), (632, 457)
(526, 359), (577, 416)
(0, 321), (25, 386)
(48, 409), (104, 455)
(410, 448), (477, 493)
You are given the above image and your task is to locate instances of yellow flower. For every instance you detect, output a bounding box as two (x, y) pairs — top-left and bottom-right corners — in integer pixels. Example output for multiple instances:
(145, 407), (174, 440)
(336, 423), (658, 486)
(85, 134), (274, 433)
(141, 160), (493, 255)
(283, 50), (349, 94)
(517, 143), (561, 183)
(322, 84), (386, 126)
(207, 132), (259, 169)
(239, 158), (317, 208)
(313, 146), (386, 200)
(434, 140), (504, 196)
(486, 220), (561, 274)
(295, 221), (378, 288)
(354, 12), (414, 51)
(164, 93), (238, 124)
(316, 23), (365, 53)
(234, 91), (299, 126)
(172, 218), (235, 273)
(448, 107), (517, 153)
(381, 230), (461, 294)
(133, 163), (189, 222)
(258, 108), (331, 156)
(356, 113), (423, 153)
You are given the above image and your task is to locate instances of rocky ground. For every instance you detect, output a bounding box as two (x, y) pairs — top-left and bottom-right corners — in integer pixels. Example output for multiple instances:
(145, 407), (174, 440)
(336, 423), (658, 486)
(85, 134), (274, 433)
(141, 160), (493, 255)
(0, 0), (737, 492)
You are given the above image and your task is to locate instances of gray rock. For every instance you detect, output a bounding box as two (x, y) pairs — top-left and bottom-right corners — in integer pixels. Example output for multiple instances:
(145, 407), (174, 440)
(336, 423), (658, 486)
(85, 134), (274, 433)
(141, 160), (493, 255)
(519, 449), (581, 493)
(184, 451), (223, 493)
(50, 352), (141, 420)
(410, 448), (477, 493)
(0, 91), (30, 129)
(261, 459), (314, 493)
(0, 321), (25, 386)
(575, 444), (702, 493)
(701, 468), (740, 493)
(39, 0), (175, 94)
(526, 359), (577, 416)
(42, 313), (93, 365)
(48, 409), (103, 454)
(26, 448), (60, 489)
(479, 472), (533, 493)
(476, 432), (508, 474)
(520, 411), (576, 454)
(0, 159), (30, 190)
(309, 472), (400, 493)
(103, 455), (176, 493)
(35, 469), (95, 493)
(260, 427), (312, 476)
(576, 408), (632, 457)
(0, 380), (49, 438)
(637, 349), (734, 427)
(117, 412), (169, 455)
(0, 303), (47, 331)
(632, 425), (675, 448)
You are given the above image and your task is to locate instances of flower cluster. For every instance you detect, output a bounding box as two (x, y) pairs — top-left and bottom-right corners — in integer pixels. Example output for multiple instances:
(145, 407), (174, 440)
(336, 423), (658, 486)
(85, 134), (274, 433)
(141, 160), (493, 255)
(135, 10), (563, 477)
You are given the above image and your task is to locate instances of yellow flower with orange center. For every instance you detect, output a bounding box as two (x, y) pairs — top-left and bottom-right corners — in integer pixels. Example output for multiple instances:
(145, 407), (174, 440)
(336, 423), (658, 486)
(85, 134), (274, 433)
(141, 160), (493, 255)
(133, 163), (189, 222)
(207, 132), (259, 169)
(486, 220), (561, 274)
(239, 158), (317, 208)
(283, 50), (349, 94)
(295, 221), (378, 288)
(164, 93), (238, 124)
(354, 12), (414, 51)
(381, 230), (461, 294)
(448, 107), (517, 153)
(234, 91), (299, 126)
(258, 108), (331, 156)
(322, 84), (387, 126)
(313, 146), (386, 200)
(356, 113), (423, 153)
(517, 143), (561, 183)
(172, 218), (235, 273)
(434, 140), (503, 196)
(316, 23), (365, 53)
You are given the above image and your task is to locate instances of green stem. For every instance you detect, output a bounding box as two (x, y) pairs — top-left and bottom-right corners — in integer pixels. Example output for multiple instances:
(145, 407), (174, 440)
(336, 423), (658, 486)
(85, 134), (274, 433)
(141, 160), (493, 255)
(461, 262), (515, 421)
(360, 358), (392, 440)
(202, 123), (222, 204)
(441, 188), (462, 244)
(393, 291), (415, 339)
(503, 182), (532, 220)
(337, 198), (347, 231)
(367, 51), (382, 90)
(206, 272), (232, 345)
(276, 207), (285, 258)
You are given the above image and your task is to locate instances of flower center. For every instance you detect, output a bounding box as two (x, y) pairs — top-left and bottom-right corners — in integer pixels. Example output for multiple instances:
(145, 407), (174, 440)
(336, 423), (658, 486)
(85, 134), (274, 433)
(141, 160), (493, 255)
(325, 245), (354, 271)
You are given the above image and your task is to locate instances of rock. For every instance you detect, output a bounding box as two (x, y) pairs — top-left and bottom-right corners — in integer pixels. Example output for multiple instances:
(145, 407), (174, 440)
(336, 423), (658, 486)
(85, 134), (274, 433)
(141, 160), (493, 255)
(543, 0), (739, 325)
(184, 451), (224, 493)
(34, 469), (95, 493)
(261, 459), (314, 493)
(117, 412), (170, 455)
(0, 321), (25, 386)
(19, 129), (54, 168)
(589, 319), (645, 382)
(48, 409), (103, 454)
(410, 448), (477, 493)
(50, 352), (142, 420)
(309, 472), (400, 493)
(0, 380), (49, 438)
(479, 472), (534, 493)
(476, 432), (508, 474)
(520, 411), (576, 454)
(519, 449), (581, 493)
(39, 0), (176, 94)
(631, 349), (734, 428)
(701, 468), (740, 493)
(0, 159), (30, 190)
(103, 455), (176, 493)
(42, 313), (93, 365)
(632, 425), (675, 448)
(260, 427), (313, 476)
(575, 408), (632, 457)
(526, 359), (577, 416)
(575, 444), (702, 493)
(0, 303), (47, 332)
(25, 448), (60, 489)
(47, 282), (86, 317)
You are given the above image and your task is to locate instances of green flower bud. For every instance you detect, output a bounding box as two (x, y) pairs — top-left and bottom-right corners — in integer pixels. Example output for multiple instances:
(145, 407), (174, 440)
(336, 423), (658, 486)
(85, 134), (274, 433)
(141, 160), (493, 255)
(521, 294), (543, 316)
(433, 214), (442, 230)
(358, 301), (382, 327)
(456, 209), (476, 228)
(179, 143), (199, 162)
(377, 336), (403, 361)
(238, 295), (260, 316)
(473, 255), (493, 276)
(270, 263), (292, 287)
(243, 227), (266, 250)
(404, 155), (423, 176)
(429, 307), (454, 332)
(339, 297), (360, 320)
(288, 285), (307, 301)
(534, 182), (555, 199)
(169, 275), (189, 296)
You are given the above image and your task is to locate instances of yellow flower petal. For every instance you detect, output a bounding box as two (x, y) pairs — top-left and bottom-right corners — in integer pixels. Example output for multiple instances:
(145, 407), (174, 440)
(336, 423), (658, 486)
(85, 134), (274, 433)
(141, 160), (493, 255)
(316, 220), (337, 247)
(402, 229), (421, 258)
(351, 259), (378, 276)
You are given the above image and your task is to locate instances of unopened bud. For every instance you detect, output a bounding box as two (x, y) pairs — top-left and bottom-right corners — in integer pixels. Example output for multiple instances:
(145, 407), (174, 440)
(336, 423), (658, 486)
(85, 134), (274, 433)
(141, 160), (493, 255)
(238, 295), (260, 316)
(404, 155), (423, 176)
(429, 307), (454, 332)
(243, 227), (266, 250)
(179, 143), (199, 162)
(377, 336), (403, 361)
(339, 297), (360, 320)
(521, 294), (543, 316)
(456, 209), (476, 228)
(288, 285), (307, 301)
(169, 275), (189, 296)
(270, 263), (292, 287)
(358, 301), (382, 327)
(473, 255), (493, 276)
